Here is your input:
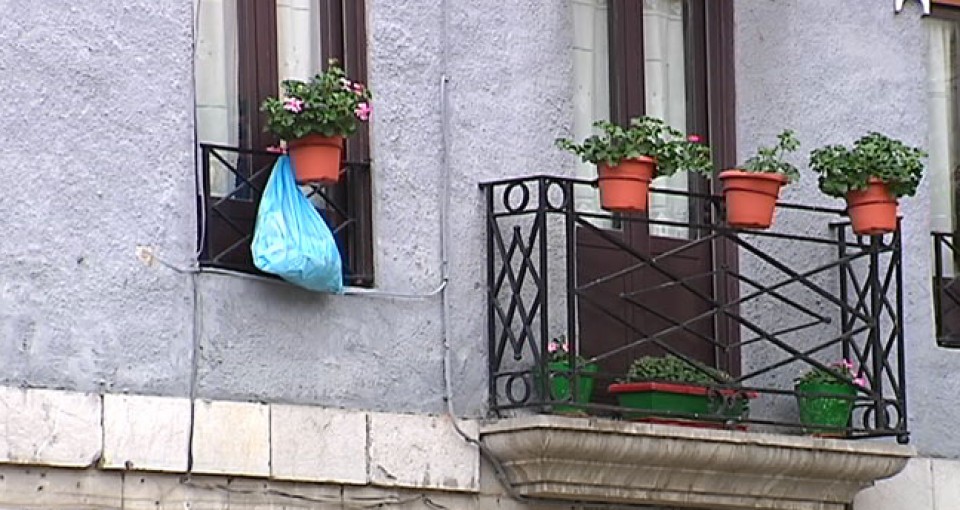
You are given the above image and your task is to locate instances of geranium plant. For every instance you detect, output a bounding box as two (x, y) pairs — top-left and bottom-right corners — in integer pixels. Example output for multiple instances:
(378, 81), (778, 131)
(736, 129), (801, 181)
(546, 335), (587, 365)
(795, 359), (867, 388)
(261, 60), (372, 140)
(809, 132), (925, 198)
(624, 355), (732, 385)
(712, 130), (800, 229)
(555, 117), (712, 176)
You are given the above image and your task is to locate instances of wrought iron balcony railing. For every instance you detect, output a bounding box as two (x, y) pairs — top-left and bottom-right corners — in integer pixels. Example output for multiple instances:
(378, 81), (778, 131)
(483, 175), (907, 441)
(932, 232), (960, 348)
(196, 143), (374, 286)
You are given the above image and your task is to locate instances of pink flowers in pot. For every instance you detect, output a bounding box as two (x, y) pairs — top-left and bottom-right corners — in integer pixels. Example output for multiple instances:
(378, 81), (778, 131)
(283, 97), (304, 113)
(838, 359), (869, 389)
(795, 358), (869, 389)
(355, 102), (371, 121)
(261, 60), (373, 141)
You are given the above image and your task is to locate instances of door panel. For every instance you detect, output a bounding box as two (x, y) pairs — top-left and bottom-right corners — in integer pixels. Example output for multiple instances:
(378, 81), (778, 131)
(574, 0), (731, 387)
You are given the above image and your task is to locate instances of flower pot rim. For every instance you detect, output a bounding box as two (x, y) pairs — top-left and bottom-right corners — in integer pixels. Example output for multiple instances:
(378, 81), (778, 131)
(546, 360), (600, 372)
(794, 381), (860, 393)
(718, 169), (788, 183)
(608, 381), (758, 399)
(286, 134), (345, 147)
(603, 155), (657, 166)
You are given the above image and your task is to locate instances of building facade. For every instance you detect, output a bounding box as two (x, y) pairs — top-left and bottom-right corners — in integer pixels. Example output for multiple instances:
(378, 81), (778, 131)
(0, 0), (958, 508)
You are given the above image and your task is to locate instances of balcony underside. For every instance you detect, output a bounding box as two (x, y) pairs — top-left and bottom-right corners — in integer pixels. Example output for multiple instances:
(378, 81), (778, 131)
(481, 415), (913, 510)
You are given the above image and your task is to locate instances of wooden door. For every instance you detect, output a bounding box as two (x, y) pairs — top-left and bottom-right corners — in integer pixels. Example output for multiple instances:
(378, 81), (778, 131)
(576, 0), (737, 394)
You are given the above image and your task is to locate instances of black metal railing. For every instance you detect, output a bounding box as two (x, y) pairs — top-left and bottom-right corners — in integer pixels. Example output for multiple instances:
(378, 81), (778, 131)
(483, 175), (907, 441)
(197, 143), (374, 286)
(932, 232), (960, 348)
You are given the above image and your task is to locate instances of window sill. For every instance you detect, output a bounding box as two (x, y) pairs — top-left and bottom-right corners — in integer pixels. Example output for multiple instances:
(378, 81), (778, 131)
(480, 415), (913, 510)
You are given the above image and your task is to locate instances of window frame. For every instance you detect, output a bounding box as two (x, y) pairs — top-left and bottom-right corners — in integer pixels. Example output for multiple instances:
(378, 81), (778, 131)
(197, 0), (375, 287)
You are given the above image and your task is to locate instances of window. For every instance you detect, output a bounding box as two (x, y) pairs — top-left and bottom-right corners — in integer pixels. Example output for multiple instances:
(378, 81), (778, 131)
(194, 0), (374, 286)
(930, 4), (960, 344)
(572, 0), (694, 237)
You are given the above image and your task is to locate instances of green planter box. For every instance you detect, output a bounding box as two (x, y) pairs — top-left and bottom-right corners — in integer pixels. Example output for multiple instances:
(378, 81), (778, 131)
(608, 382), (755, 427)
(537, 361), (598, 414)
(795, 381), (857, 436)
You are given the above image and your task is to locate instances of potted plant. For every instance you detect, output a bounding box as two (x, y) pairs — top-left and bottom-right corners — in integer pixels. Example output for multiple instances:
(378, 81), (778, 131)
(555, 117), (712, 213)
(809, 132), (925, 235)
(794, 359), (867, 436)
(608, 355), (756, 428)
(536, 336), (598, 414)
(261, 61), (372, 185)
(712, 130), (800, 229)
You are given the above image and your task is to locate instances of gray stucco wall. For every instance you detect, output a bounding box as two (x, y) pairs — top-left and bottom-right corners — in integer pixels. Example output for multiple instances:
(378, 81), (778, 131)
(0, 1), (196, 395)
(735, 0), (960, 457)
(194, 0), (575, 414)
(2, 0), (956, 459)
(0, 0), (574, 417)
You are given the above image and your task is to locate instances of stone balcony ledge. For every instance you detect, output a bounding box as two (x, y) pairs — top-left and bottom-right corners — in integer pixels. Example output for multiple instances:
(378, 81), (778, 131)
(480, 415), (913, 510)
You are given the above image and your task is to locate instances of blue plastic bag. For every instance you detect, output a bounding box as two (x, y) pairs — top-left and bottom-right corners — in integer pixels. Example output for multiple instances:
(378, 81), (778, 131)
(251, 155), (343, 293)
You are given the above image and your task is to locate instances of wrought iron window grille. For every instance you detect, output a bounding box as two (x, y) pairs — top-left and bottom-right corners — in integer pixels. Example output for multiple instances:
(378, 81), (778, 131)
(196, 143), (374, 287)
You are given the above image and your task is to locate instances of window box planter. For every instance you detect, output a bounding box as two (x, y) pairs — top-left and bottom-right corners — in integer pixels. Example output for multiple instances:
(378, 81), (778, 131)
(608, 382), (757, 428)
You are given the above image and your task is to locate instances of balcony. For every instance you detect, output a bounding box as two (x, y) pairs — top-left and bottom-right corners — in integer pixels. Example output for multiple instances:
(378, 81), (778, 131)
(196, 143), (374, 286)
(478, 175), (912, 509)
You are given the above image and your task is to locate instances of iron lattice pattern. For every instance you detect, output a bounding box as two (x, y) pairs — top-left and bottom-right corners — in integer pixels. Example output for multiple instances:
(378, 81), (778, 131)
(483, 175), (907, 441)
(196, 143), (372, 286)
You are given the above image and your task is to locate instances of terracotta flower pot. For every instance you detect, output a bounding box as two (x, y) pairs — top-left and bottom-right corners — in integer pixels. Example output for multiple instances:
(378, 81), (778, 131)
(597, 157), (657, 213)
(845, 178), (898, 235)
(719, 170), (787, 229)
(287, 134), (344, 185)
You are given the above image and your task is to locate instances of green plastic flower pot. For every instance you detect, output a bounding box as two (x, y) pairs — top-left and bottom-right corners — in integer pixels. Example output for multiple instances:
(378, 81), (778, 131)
(608, 382), (755, 428)
(795, 381), (857, 435)
(539, 361), (598, 413)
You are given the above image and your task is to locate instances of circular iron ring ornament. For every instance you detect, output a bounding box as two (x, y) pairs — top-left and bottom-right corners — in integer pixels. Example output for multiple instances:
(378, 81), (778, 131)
(544, 178), (569, 212)
(859, 398), (905, 433)
(504, 372), (533, 405)
(503, 182), (531, 213)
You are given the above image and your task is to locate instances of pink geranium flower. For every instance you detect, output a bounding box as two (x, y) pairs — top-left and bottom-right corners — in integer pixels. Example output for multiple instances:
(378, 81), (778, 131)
(355, 102), (372, 121)
(687, 134), (702, 143)
(352, 82), (366, 95)
(283, 97), (304, 113)
(853, 376), (868, 388)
